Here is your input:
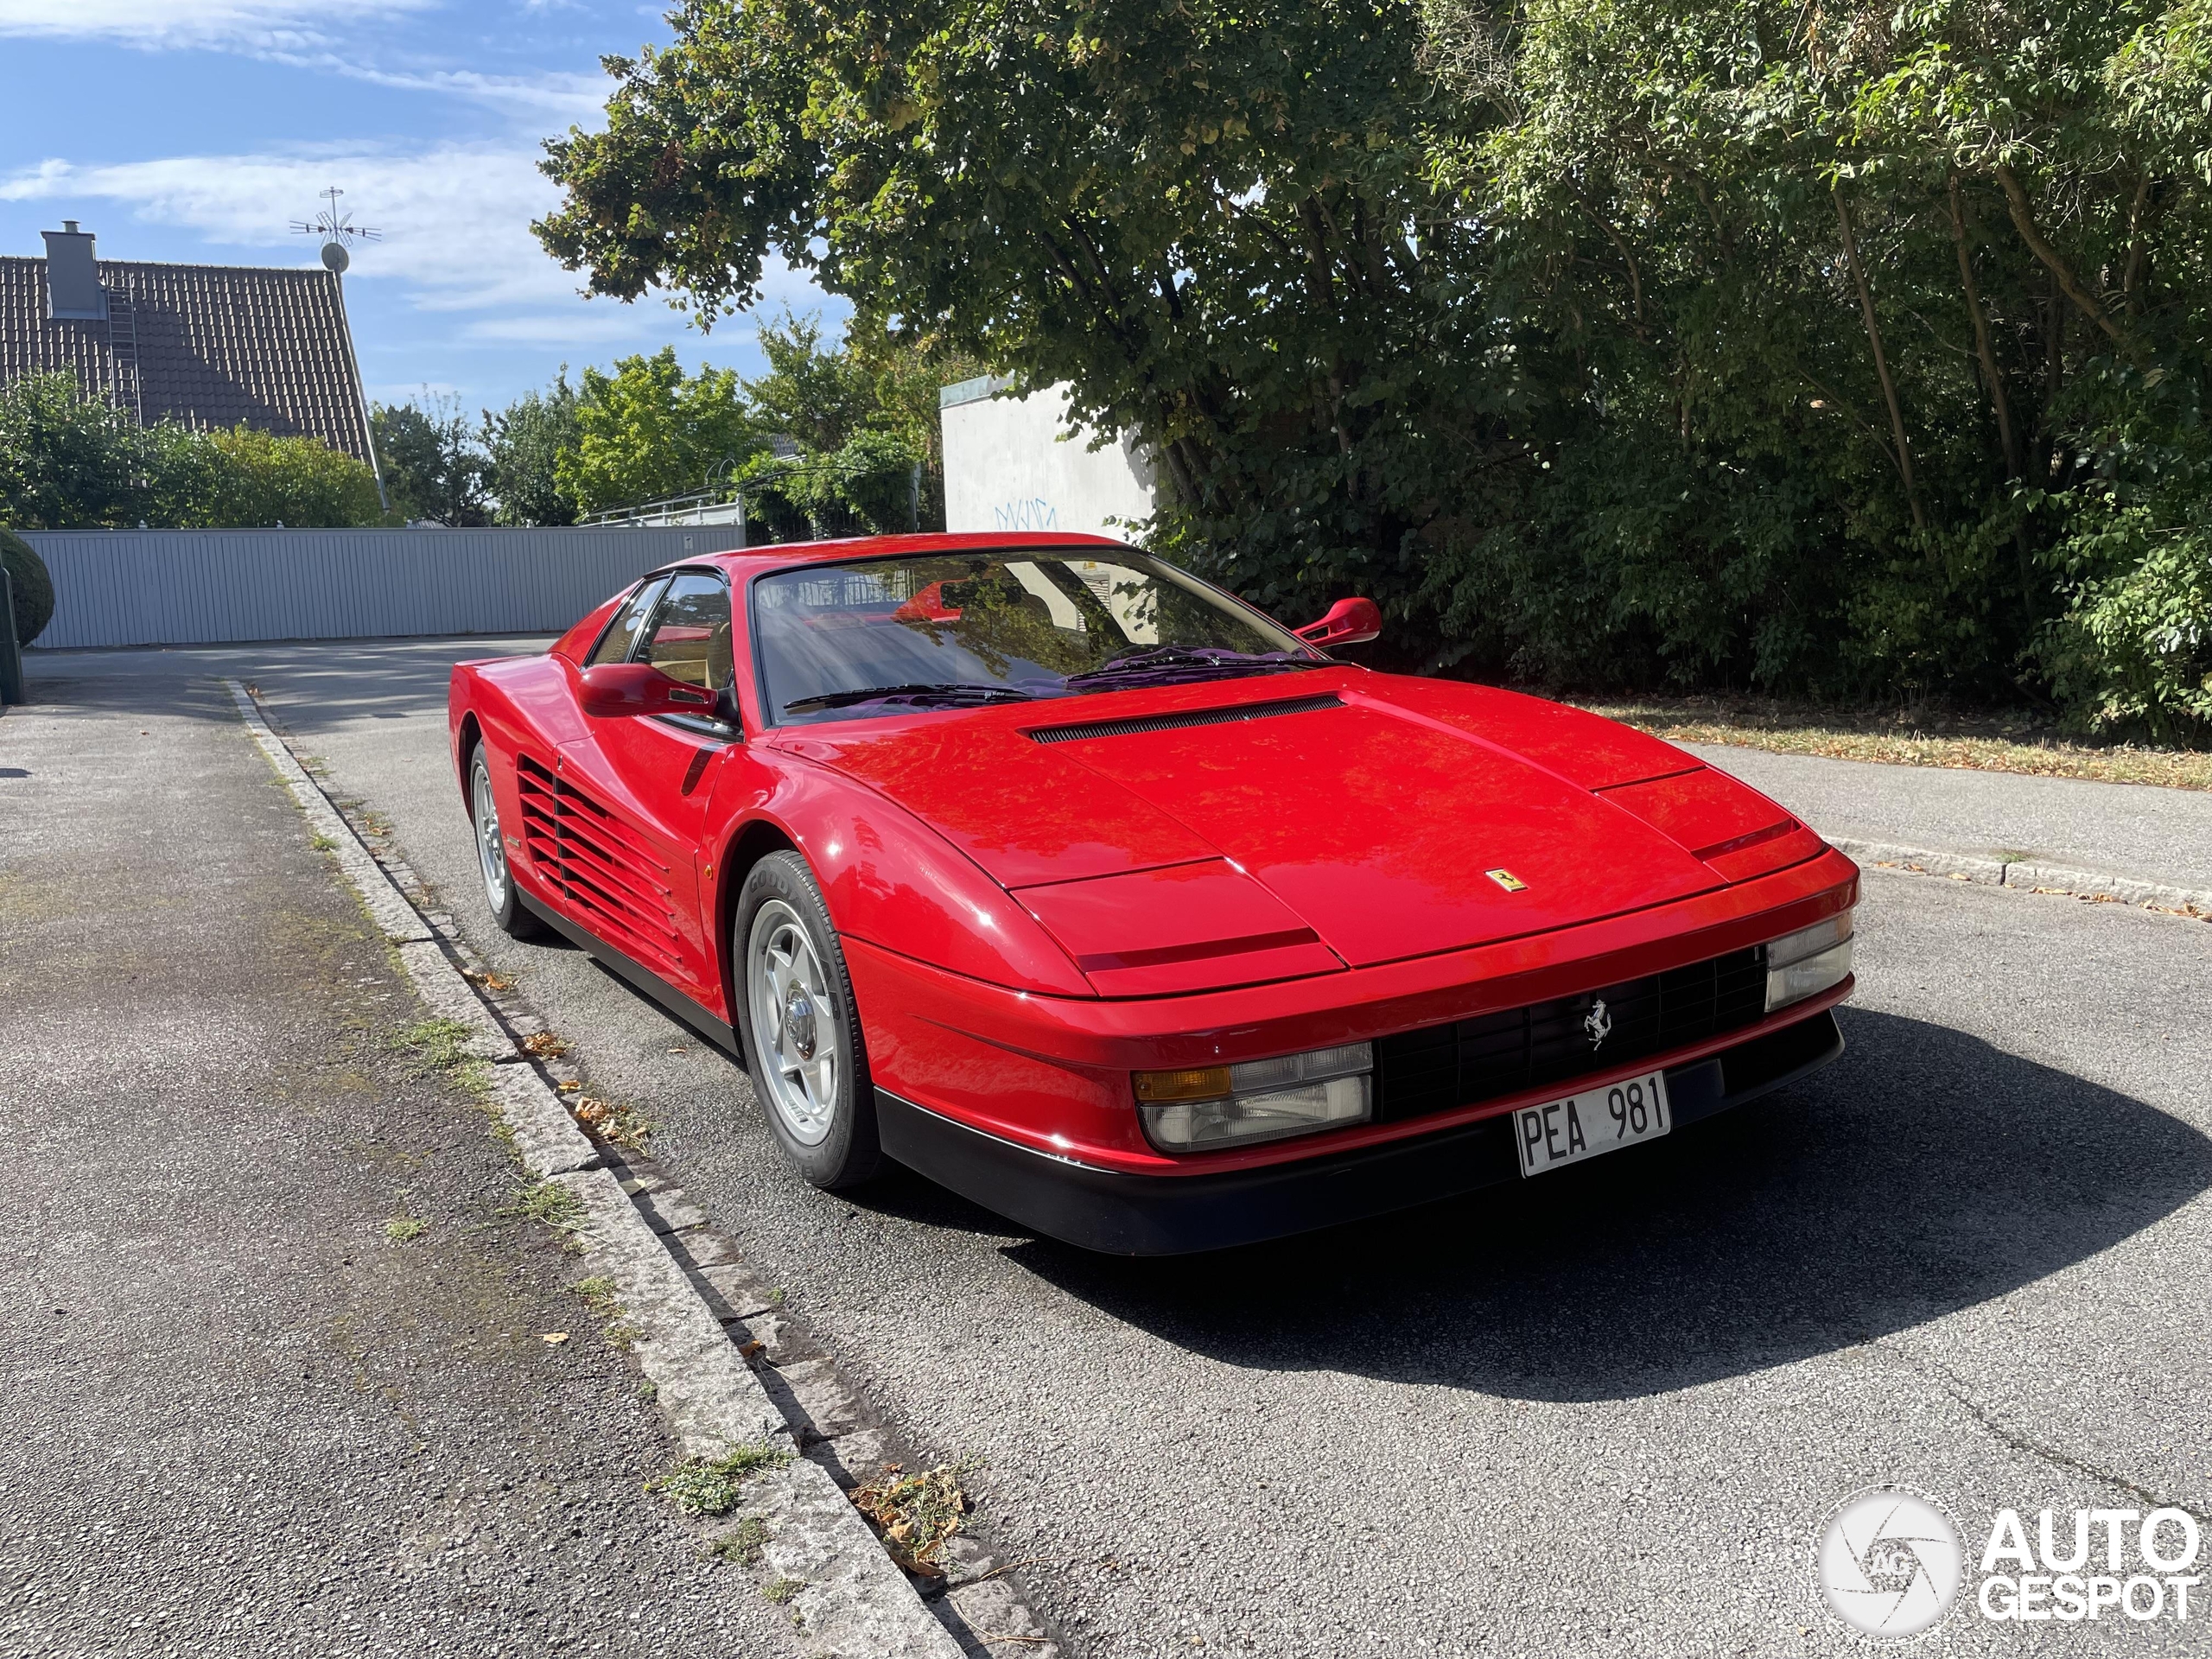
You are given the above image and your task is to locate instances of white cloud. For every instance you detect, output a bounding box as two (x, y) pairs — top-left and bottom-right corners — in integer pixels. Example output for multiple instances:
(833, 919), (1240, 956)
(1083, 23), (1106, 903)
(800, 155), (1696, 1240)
(0, 0), (429, 50)
(0, 2), (602, 120)
(1, 146), (840, 361)
(3, 145), (597, 313)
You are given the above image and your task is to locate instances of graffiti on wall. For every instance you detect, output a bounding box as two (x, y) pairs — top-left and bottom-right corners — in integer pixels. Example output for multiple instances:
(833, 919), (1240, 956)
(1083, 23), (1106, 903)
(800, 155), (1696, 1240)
(993, 498), (1058, 532)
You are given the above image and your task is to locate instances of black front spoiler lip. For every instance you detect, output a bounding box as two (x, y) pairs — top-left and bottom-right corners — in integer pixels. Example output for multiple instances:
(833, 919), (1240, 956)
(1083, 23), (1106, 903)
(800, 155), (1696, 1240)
(875, 1007), (1846, 1255)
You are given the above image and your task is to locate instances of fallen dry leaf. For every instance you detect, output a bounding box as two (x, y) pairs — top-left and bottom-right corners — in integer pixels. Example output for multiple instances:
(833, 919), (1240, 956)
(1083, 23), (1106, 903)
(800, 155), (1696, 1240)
(852, 1463), (973, 1577)
(524, 1032), (571, 1059)
(540, 1332), (570, 1345)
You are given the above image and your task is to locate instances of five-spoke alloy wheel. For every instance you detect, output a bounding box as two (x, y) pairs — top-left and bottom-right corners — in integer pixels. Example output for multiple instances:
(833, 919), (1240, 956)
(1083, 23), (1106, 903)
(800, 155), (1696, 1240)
(737, 851), (880, 1188)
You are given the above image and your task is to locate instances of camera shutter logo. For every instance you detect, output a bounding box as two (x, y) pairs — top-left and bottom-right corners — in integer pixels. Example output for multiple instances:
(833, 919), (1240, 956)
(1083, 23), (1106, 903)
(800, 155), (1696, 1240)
(1817, 1487), (1964, 1639)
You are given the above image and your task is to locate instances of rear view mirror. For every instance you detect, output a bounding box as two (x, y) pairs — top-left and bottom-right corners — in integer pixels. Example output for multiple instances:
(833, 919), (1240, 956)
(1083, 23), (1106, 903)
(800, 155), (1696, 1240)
(579, 662), (717, 720)
(1294, 596), (1382, 648)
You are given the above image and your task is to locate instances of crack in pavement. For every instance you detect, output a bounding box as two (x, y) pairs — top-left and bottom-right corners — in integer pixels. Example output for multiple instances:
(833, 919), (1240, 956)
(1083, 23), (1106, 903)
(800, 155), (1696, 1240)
(1870, 1337), (2211, 1527)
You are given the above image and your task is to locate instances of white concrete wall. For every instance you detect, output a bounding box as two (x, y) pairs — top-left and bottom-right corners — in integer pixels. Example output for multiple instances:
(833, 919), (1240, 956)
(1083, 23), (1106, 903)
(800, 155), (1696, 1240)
(940, 379), (1158, 540)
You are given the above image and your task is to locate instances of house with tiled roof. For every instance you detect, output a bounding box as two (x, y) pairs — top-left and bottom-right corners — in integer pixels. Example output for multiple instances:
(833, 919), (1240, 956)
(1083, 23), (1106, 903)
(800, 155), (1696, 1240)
(0, 224), (372, 462)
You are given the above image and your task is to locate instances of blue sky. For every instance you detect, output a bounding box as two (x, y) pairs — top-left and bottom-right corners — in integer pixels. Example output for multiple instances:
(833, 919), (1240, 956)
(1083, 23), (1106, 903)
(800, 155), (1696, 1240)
(0, 0), (844, 415)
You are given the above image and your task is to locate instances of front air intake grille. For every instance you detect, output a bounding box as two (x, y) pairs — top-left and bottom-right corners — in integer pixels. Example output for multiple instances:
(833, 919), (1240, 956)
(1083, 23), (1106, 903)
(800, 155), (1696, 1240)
(1027, 692), (1341, 745)
(514, 754), (683, 976)
(1372, 947), (1768, 1122)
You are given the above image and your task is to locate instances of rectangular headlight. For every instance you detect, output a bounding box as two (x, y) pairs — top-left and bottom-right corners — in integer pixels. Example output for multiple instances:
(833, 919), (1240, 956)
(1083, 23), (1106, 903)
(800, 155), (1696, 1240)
(1764, 911), (1854, 1012)
(1135, 1041), (1373, 1153)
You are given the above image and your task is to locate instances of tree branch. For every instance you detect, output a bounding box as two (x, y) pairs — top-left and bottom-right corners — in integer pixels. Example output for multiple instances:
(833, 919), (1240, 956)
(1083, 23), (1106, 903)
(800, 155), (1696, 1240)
(1834, 189), (1923, 531)
(1948, 173), (2020, 481)
(2123, 172), (2153, 314)
(1993, 165), (2127, 348)
(1563, 178), (1644, 336)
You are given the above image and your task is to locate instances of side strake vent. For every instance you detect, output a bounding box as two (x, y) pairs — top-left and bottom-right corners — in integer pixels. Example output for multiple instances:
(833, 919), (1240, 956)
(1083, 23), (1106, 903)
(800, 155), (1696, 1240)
(514, 754), (683, 976)
(1028, 693), (1342, 746)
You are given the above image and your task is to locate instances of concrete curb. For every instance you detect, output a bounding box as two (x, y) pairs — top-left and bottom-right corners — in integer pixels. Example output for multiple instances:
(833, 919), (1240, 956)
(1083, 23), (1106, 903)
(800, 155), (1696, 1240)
(1831, 836), (2212, 918)
(225, 679), (968, 1659)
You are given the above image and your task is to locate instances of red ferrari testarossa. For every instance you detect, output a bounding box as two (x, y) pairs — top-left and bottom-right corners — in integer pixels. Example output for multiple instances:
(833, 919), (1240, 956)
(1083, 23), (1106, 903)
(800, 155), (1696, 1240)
(449, 532), (1856, 1253)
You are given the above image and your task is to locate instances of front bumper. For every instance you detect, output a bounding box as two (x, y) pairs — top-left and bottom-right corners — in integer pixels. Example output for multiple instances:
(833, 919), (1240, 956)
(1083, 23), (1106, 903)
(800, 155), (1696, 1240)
(875, 1007), (1845, 1255)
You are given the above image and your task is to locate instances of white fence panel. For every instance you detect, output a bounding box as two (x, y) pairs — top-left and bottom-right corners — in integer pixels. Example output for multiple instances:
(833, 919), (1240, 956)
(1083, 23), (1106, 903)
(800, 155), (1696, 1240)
(18, 527), (750, 650)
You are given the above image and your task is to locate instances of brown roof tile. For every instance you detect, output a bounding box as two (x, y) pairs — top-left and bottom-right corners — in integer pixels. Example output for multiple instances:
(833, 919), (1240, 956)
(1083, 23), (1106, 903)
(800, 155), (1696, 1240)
(0, 255), (371, 462)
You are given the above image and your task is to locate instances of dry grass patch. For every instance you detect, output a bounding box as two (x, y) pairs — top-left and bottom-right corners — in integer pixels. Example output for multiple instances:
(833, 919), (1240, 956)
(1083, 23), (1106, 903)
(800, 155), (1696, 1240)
(1576, 694), (2212, 792)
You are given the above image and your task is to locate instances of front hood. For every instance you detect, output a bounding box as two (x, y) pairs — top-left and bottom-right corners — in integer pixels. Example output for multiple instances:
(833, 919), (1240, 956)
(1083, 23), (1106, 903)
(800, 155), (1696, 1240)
(779, 674), (1773, 975)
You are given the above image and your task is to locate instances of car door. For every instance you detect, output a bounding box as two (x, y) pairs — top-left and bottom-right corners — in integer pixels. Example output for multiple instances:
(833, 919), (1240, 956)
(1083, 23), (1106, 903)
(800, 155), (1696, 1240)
(553, 569), (740, 1013)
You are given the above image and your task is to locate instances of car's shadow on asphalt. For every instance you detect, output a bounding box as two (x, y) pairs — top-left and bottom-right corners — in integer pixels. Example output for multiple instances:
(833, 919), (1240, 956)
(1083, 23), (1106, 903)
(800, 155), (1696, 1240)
(979, 1007), (2212, 1402)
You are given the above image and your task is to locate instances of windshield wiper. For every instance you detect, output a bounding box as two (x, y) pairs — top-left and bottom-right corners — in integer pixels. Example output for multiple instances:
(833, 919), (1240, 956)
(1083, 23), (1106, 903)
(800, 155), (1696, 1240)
(1062, 649), (1319, 690)
(782, 682), (1034, 715)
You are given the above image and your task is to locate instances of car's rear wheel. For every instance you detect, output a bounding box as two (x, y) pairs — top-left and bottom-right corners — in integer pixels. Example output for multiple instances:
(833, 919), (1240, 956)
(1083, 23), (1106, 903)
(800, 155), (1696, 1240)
(738, 851), (880, 1190)
(467, 741), (545, 940)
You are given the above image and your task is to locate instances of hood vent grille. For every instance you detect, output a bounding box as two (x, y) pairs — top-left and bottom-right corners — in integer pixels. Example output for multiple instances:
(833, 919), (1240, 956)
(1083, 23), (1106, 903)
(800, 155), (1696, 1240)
(1028, 692), (1341, 746)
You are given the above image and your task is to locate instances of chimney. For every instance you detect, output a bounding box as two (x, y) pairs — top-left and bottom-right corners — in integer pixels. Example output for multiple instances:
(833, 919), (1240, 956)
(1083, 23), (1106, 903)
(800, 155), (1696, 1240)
(41, 223), (108, 321)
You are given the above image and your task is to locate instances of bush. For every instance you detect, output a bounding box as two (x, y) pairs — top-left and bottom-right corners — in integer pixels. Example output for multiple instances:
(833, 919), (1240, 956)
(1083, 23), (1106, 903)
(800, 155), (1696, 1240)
(144, 424), (385, 528)
(0, 527), (54, 645)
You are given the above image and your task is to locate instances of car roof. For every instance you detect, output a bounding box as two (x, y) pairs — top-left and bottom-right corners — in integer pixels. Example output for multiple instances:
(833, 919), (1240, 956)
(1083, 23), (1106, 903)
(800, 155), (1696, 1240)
(663, 530), (1140, 584)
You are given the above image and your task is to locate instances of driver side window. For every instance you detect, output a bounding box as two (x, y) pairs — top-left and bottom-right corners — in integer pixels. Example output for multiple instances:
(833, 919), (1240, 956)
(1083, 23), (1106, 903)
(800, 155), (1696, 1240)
(637, 571), (734, 690)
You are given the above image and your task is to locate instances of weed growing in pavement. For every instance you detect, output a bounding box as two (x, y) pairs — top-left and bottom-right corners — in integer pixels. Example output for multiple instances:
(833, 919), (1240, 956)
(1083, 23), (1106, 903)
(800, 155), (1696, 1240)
(638, 1379), (658, 1402)
(571, 1275), (636, 1349)
(767, 1287), (786, 1306)
(395, 1018), (475, 1076)
(499, 1178), (585, 1244)
(851, 1461), (977, 1577)
(710, 1516), (770, 1566)
(761, 1576), (804, 1605)
(649, 1442), (793, 1517)
(309, 834), (337, 852)
(385, 1216), (428, 1243)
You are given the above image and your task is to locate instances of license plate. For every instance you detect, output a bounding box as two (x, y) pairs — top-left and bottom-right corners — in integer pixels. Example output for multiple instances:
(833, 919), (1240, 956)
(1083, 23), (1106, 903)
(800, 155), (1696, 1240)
(1514, 1070), (1671, 1178)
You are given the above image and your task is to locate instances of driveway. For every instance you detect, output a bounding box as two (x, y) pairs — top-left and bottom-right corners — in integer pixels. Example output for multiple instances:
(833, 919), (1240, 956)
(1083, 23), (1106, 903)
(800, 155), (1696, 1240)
(24, 639), (2212, 1656)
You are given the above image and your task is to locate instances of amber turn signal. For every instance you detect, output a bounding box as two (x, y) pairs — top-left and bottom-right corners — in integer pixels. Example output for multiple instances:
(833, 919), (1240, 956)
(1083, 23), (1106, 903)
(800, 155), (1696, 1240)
(1133, 1066), (1233, 1103)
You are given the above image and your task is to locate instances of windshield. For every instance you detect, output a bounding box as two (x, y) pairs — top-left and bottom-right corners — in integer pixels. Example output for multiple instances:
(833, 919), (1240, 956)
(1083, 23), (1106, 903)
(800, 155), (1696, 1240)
(753, 550), (1321, 725)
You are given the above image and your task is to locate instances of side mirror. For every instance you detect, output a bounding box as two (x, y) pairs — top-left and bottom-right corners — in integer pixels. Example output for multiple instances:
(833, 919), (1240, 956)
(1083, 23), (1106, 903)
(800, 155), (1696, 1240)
(1294, 596), (1382, 648)
(579, 662), (718, 720)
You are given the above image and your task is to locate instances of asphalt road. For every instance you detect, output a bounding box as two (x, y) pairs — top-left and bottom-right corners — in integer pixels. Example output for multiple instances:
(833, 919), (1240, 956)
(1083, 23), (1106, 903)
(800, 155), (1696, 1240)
(25, 639), (2212, 1656)
(0, 664), (802, 1656)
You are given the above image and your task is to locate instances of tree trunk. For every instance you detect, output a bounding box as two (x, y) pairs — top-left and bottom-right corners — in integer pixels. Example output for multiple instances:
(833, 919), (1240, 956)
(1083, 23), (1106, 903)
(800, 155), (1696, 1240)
(1834, 189), (1923, 531)
(1993, 165), (2128, 350)
(1948, 174), (2020, 481)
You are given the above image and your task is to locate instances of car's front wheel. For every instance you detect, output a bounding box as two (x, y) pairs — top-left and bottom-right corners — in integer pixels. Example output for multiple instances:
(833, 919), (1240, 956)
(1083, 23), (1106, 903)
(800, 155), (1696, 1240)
(467, 741), (545, 940)
(737, 851), (880, 1190)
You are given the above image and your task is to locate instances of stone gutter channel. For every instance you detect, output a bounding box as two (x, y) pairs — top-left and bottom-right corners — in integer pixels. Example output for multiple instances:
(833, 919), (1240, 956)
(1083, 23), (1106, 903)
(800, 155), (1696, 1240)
(224, 680), (1065, 1659)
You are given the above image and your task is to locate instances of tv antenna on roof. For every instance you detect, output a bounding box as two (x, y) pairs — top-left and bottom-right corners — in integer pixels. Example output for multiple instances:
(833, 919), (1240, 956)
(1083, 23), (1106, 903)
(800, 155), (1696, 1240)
(289, 185), (381, 274)
(289, 184), (391, 514)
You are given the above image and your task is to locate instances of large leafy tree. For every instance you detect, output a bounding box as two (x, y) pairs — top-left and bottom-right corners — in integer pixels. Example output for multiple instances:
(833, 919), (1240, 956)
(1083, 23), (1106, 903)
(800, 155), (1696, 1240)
(538, 0), (2212, 733)
(536, 0), (1506, 629)
(482, 372), (582, 526)
(555, 346), (759, 513)
(372, 393), (491, 525)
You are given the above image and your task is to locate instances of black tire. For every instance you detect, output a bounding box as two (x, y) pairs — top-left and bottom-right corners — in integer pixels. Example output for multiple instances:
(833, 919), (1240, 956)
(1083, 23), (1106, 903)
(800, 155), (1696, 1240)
(735, 850), (880, 1189)
(467, 741), (547, 940)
